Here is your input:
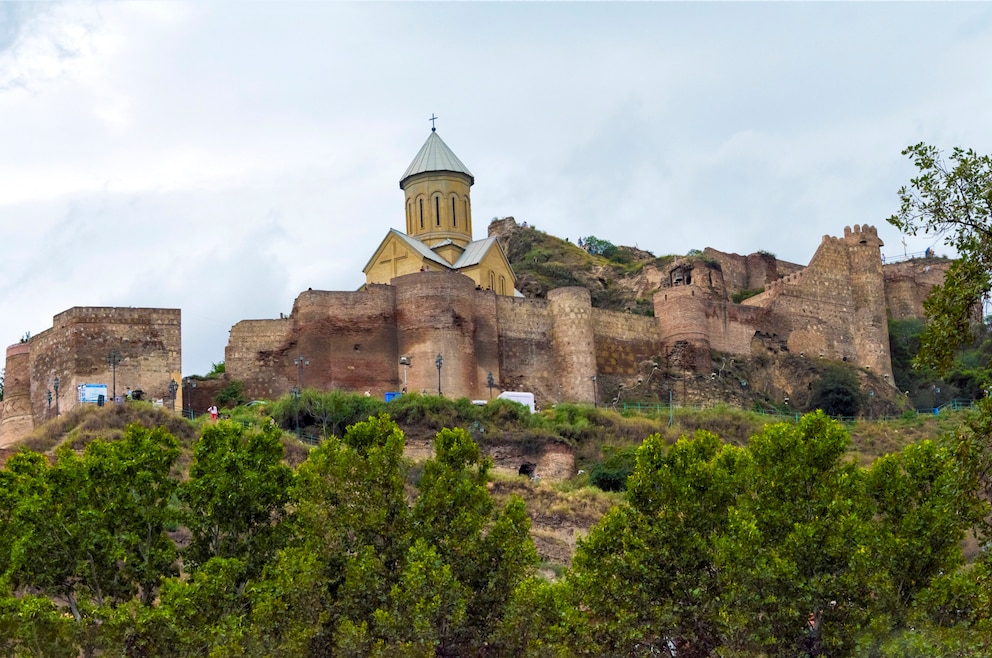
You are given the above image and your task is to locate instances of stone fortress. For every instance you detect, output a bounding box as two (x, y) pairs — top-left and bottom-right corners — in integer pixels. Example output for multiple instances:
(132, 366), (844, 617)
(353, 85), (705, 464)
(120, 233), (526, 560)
(0, 128), (947, 447)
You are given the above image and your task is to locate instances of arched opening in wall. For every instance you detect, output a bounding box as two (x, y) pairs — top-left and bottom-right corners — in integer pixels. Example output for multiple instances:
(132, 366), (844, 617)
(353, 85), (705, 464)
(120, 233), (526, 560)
(435, 195), (441, 226)
(463, 198), (469, 226)
(499, 275), (506, 296)
(406, 201), (412, 233)
(451, 196), (457, 227)
(489, 270), (496, 291)
(419, 198), (424, 229)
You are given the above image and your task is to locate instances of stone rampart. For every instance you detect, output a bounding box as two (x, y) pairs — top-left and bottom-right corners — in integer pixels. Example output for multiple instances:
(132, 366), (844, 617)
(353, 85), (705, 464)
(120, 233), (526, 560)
(493, 295), (556, 403)
(549, 288), (597, 404)
(883, 259), (950, 320)
(0, 307), (182, 445)
(0, 343), (33, 447)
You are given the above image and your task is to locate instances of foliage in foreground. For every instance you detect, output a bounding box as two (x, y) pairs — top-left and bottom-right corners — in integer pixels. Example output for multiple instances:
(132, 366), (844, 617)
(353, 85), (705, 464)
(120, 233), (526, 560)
(1, 404), (992, 656)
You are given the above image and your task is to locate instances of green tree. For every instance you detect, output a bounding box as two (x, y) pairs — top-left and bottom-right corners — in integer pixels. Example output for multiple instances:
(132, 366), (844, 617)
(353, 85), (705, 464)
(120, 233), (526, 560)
(6, 427), (180, 620)
(809, 365), (861, 417)
(179, 421), (293, 586)
(888, 143), (992, 374)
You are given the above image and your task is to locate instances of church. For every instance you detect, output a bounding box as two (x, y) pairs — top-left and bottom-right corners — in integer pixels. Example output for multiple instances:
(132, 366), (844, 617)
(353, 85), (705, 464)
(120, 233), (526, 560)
(363, 127), (517, 296)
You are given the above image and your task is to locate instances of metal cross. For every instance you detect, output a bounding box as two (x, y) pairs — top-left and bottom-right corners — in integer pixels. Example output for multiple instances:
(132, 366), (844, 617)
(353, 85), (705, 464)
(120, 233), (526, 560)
(429, 113), (438, 131)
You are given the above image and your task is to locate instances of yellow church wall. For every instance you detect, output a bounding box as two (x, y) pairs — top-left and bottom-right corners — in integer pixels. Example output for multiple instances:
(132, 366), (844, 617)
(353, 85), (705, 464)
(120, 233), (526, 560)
(365, 235), (428, 285)
(403, 171), (473, 247)
(472, 248), (516, 295)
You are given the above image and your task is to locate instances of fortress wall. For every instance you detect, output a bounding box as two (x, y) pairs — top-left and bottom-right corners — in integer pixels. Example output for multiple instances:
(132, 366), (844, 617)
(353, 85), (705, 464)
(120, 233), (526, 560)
(494, 295), (556, 405)
(845, 226), (893, 379)
(703, 301), (769, 355)
(883, 260), (949, 320)
(591, 308), (660, 377)
(29, 307), (181, 419)
(654, 285), (712, 371)
(549, 288), (597, 403)
(0, 343), (33, 447)
(226, 319), (294, 400)
(293, 285), (399, 396)
(395, 272), (478, 399)
(471, 290), (501, 400)
(704, 248), (802, 294)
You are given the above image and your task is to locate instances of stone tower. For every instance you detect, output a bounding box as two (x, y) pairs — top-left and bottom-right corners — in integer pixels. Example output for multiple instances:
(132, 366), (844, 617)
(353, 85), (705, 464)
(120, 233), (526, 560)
(400, 128), (475, 249)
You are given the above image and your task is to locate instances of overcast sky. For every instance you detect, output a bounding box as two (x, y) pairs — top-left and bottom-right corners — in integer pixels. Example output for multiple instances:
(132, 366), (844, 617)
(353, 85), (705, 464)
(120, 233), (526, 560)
(2, 2), (991, 377)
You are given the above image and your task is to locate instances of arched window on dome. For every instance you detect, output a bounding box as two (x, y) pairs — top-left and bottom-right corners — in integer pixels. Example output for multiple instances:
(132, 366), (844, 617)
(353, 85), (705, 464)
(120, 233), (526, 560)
(419, 198), (424, 229)
(451, 196), (457, 228)
(435, 196), (441, 227)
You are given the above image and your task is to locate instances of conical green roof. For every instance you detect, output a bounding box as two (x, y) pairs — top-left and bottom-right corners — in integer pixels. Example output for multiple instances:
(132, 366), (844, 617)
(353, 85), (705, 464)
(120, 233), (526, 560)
(400, 130), (474, 188)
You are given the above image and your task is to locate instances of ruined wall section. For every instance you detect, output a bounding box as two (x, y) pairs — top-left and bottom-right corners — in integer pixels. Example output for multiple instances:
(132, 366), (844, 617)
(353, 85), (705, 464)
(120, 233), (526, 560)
(883, 259), (950, 320)
(704, 248), (804, 295)
(548, 288), (597, 404)
(0, 343), (32, 447)
(494, 295), (556, 406)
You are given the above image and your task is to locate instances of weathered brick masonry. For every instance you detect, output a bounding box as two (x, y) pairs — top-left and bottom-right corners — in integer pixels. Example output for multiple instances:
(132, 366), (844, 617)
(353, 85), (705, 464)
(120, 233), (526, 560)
(225, 224), (942, 410)
(1, 307), (181, 447)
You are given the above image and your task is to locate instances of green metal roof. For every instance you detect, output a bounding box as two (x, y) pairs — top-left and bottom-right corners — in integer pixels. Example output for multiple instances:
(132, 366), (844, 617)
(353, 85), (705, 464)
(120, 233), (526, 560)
(400, 131), (474, 188)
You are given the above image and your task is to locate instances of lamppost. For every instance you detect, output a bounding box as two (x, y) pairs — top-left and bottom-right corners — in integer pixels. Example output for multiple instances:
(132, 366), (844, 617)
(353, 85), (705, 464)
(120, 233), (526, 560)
(590, 375), (598, 407)
(291, 386), (300, 435)
(53, 376), (60, 417)
(168, 379), (179, 412)
(183, 377), (196, 419)
(487, 372), (494, 399)
(294, 355), (309, 391)
(435, 354), (443, 396)
(400, 356), (411, 393)
(106, 349), (122, 401)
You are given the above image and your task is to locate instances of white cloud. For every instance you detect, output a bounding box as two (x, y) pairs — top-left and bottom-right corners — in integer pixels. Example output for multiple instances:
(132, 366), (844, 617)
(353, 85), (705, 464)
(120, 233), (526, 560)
(2, 2), (991, 374)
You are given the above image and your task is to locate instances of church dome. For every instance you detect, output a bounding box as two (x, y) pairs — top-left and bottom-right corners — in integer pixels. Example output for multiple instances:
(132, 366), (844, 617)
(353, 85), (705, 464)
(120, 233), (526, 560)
(400, 130), (474, 189)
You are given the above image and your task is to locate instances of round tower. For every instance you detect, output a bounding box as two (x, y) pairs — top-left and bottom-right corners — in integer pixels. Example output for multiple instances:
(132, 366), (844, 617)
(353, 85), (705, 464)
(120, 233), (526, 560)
(400, 129), (474, 248)
(548, 287), (596, 403)
(394, 271), (479, 398)
(0, 343), (34, 447)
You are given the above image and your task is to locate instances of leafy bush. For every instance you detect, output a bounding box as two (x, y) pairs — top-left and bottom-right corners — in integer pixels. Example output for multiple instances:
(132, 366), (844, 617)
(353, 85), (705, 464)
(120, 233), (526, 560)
(588, 445), (638, 492)
(731, 287), (764, 303)
(215, 380), (246, 407)
(810, 365), (861, 418)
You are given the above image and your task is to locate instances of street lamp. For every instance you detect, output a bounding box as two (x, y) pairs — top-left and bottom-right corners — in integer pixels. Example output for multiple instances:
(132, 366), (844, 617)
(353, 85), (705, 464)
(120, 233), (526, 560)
(53, 376), (60, 417)
(487, 371), (494, 399)
(168, 379), (179, 412)
(291, 386), (300, 435)
(294, 355), (309, 391)
(183, 377), (197, 419)
(435, 354), (443, 396)
(106, 349), (122, 401)
(400, 356), (411, 393)
(590, 375), (598, 407)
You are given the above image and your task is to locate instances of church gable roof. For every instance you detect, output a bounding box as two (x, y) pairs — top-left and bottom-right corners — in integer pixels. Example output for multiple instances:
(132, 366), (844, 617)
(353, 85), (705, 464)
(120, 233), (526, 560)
(400, 131), (475, 188)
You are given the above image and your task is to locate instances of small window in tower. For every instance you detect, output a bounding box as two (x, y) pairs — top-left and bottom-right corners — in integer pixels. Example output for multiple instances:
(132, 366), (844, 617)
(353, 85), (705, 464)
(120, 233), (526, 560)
(419, 199), (424, 229)
(452, 197), (456, 227)
(435, 196), (440, 226)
